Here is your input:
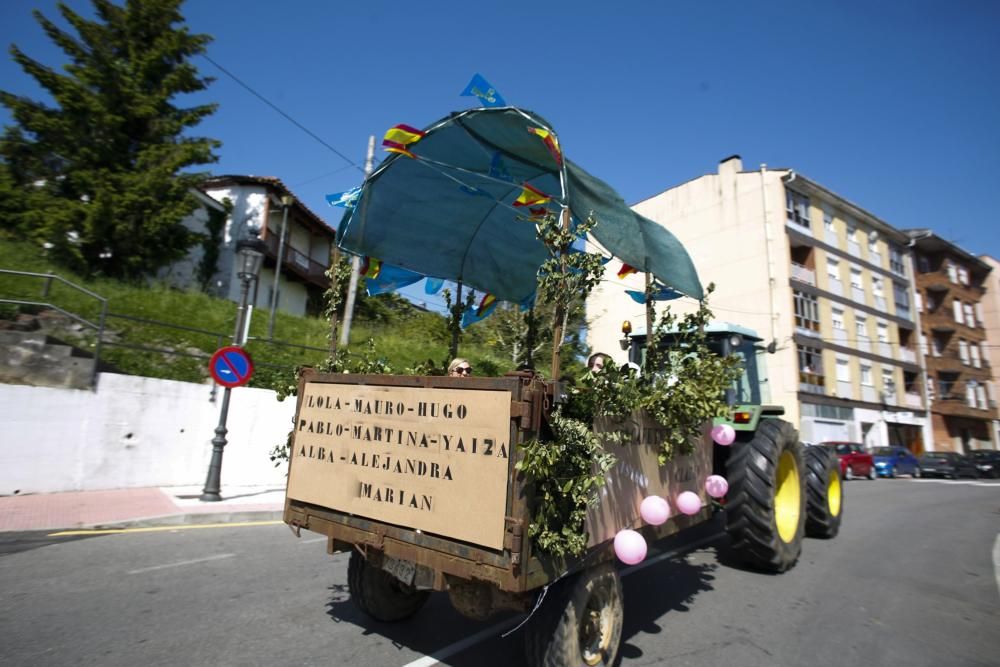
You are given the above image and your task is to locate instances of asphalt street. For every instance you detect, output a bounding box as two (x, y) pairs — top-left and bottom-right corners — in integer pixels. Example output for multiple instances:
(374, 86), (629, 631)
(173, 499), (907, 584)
(1, 477), (997, 667)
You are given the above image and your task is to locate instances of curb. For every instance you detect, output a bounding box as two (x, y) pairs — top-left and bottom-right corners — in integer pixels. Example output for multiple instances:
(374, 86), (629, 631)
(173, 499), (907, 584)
(1, 509), (285, 534)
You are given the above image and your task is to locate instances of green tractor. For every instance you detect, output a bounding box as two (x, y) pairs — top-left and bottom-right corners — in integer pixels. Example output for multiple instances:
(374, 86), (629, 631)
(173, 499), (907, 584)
(621, 322), (843, 571)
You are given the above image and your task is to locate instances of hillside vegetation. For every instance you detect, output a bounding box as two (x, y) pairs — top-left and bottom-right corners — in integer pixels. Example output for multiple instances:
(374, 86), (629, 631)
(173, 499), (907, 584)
(0, 237), (520, 388)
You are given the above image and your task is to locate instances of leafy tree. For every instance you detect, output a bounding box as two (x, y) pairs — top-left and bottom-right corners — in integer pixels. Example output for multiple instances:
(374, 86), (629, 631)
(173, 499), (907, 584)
(0, 0), (219, 280)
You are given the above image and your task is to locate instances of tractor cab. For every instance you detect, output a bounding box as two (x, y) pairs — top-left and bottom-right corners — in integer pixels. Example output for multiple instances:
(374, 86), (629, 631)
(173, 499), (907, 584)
(620, 321), (776, 410)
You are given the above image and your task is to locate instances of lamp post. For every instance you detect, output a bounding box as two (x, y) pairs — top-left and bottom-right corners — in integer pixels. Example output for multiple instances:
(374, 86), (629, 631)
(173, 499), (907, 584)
(267, 194), (294, 339)
(201, 232), (266, 502)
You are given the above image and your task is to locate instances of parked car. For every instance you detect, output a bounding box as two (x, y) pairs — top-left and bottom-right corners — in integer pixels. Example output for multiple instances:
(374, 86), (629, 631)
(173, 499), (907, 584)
(871, 446), (921, 478)
(968, 450), (1000, 479)
(917, 452), (979, 479)
(822, 441), (877, 480)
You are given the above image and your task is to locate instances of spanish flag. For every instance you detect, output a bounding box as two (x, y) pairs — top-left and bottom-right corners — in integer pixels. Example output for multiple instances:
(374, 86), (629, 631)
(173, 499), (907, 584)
(382, 124), (425, 158)
(528, 126), (562, 165)
(361, 256), (382, 279)
(617, 263), (638, 279)
(513, 183), (551, 207)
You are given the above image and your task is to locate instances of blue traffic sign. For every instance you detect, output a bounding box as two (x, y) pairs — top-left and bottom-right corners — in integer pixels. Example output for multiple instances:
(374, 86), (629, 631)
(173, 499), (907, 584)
(209, 346), (254, 388)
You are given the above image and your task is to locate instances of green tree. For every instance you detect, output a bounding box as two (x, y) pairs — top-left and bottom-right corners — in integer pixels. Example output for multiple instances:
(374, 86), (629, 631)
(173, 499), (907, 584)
(0, 0), (219, 280)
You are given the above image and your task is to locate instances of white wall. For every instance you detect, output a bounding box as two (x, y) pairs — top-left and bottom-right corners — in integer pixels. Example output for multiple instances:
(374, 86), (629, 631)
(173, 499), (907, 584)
(1, 373), (294, 495)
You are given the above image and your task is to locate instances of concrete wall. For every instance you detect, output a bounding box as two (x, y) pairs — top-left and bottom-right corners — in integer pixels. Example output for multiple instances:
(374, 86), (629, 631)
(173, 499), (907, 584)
(1, 373), (294, 495)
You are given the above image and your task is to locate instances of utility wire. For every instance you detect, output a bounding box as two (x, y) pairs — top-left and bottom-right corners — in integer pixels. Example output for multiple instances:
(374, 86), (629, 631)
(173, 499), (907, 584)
(201, 54), (365, 176)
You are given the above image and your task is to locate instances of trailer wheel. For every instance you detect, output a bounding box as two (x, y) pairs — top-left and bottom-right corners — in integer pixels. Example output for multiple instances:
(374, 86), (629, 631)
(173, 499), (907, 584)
(524, 562), (623, 667)
(725, 418), (805, 572)
(347, 551), (429, 622)
(804, 446), (842, 539)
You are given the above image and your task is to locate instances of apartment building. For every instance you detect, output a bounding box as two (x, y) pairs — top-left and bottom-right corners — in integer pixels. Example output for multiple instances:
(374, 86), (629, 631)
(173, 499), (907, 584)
(586, 156), (929, 452)
(906, 232), (997, 451)
(978, 255), (1000, 447)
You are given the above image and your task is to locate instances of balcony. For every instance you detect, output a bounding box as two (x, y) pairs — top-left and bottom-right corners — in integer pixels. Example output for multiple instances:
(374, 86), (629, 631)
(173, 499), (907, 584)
(904, 392), (923, 408)
(791, 264), (816, 286)
(261, 234), (330, 288)
(799, 371), (825, 394)
(895, 305), (912, 321)
(899, 348), (917, 364)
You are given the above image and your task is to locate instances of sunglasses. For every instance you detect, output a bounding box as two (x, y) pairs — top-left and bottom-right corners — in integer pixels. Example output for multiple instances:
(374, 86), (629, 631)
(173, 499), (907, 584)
(454, 366), (472, 375)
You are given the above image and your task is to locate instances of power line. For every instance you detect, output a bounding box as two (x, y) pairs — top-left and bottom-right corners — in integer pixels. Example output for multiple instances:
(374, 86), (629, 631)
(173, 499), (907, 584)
(201, 54), (365, 175)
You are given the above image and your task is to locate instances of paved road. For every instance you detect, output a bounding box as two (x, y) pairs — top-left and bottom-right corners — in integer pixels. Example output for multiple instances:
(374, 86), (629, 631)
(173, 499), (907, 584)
(1, 478), (997, 666)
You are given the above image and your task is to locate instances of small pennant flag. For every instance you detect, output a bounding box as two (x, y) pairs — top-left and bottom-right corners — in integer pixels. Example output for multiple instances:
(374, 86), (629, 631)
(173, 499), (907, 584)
(461, 292), (499, 328)
(325, 186), (362, 209)
(460, 73), (506, 108)
(513, 183), (551, 207)
(424, 277), (445, 295)
(625, 286), (684, 304)
(365, 264), (424, 296)
(360, 256), (382, 279)
(382, 124), (425, 158)
(528, 126), (562, 166)
(617, 263), (639, 279)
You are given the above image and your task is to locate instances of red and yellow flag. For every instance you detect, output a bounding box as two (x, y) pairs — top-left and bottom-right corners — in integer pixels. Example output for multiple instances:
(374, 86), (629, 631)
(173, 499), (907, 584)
(382, 124), (425, 158)
(361, 256), (382, 279)
(513, 183), (551, 207)
(617, 262), (638, 279)
(528, 126), (562, 165)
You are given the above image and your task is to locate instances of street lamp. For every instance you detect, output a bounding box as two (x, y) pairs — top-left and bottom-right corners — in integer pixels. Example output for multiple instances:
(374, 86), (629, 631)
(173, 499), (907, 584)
(267, 194), (294, 339)
(200, 232), (266, 502)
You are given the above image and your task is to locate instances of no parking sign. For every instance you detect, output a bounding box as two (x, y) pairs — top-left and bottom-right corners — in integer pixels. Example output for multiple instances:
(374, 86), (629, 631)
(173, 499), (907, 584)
(209, 346), (254, 388)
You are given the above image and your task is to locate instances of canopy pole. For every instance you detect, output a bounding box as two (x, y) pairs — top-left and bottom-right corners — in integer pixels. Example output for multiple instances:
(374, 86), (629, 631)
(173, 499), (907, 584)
(644, 259), (653, 372)
(328, 244), (342, 356)
(449, 280), (463, 360)
(549, 207), (571, 380)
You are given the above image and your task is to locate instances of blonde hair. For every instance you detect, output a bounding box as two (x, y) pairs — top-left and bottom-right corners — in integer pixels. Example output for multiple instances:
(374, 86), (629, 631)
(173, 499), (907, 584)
(448, 357), (470, 375)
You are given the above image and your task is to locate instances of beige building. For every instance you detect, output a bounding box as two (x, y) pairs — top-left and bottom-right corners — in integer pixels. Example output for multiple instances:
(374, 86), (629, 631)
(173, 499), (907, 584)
(586, 156), (929, 452)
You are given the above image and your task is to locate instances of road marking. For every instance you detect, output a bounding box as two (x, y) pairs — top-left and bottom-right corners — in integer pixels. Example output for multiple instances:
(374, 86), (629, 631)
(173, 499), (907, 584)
(993, 533), (1000, 599)
(127, 553), (235, 575)
(48, 520), (282, 537)
(399, 531), (724, 667)
(904, 479), (998, 487)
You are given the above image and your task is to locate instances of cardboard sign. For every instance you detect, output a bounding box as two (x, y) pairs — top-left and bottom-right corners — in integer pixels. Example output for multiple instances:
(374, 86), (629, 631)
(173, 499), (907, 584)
(287, 382), (513, 550)
(585, 414), (712, 547)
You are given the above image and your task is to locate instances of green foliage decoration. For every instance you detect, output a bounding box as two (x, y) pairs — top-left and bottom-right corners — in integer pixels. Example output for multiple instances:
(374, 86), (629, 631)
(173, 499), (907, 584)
(515, 409), (616, 558)
(196, 198), (232, 291)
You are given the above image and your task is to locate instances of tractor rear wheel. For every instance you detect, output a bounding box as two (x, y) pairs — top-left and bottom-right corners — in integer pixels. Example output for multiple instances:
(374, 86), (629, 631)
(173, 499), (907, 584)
(725, 419), (805, 572)
(348, 551), (430, 622)
(804, 446), (842, 539)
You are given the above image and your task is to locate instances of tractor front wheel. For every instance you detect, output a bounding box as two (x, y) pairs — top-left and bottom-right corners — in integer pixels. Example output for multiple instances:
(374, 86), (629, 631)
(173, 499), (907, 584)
(804, 445), (843, 539)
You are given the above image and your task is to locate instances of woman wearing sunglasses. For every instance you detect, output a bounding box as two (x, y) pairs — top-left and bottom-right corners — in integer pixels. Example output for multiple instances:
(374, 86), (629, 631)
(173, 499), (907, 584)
(447, 358), (472, 377)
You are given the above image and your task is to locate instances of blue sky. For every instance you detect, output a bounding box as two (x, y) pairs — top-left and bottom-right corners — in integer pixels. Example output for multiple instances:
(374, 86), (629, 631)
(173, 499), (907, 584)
(2, 1), (998, 310)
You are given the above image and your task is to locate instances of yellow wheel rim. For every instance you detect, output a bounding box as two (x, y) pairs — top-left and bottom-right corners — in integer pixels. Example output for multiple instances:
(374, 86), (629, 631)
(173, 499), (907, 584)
(775, 450), (801, 543)
(827, 470), (842, 517)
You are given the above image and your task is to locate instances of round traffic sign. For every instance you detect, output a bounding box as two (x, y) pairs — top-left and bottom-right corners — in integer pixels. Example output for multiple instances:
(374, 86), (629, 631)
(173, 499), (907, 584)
(209, 346), (254, 388)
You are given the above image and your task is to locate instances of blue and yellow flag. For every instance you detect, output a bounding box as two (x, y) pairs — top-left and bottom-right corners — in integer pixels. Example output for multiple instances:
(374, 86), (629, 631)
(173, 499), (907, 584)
(460, 73), (506, 108)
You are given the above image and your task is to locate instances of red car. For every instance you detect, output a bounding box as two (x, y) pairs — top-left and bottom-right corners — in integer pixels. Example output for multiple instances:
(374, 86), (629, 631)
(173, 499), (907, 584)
(821, 441), (877, 480)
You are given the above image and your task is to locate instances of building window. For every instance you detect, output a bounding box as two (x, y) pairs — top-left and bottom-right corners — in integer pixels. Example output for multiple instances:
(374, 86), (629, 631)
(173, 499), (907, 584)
(953, 298), (963, 323)
(793, 290), (820, 332)
(957, 266), (969, 285)
(786, 190), (811, 228)
(963, 303), (975, 328)
(832, 306), (845, 330)
(877, 321), (890, 343)
(889, 245), (906, 276)
(798, 345), (825, 393)
(966, 381), (977, 408)
(947, 261), (958, 283)
(850, 267), (863, 289)
(926, 375), (935, 401)
(855, 313), (868, 339)
(939, 372), (958, 398)
(826, 257), (840, 280)
(823, 208), (835, 233)
(836, 357), (850, 382)
(917, 254), (930, 273)
(970, 342), (981, 368)
(976, 385), (987, 410)
(872, 275), (884, 297)
(882, 368), (896, 397)
(959, 339), (969, 365)
(860, 364), (873, 386)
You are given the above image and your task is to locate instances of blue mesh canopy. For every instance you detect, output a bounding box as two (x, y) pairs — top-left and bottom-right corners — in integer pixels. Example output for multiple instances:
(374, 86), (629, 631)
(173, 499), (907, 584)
(337, 107), (703, 303)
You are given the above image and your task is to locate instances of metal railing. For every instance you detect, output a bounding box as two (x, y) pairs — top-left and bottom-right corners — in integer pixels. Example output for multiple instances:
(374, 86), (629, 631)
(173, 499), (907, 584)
(1, 268), (334, 390)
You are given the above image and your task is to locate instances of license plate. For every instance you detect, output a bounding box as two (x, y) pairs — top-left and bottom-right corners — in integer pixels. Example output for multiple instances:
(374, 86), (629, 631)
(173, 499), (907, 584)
(382, 556), (416, 586)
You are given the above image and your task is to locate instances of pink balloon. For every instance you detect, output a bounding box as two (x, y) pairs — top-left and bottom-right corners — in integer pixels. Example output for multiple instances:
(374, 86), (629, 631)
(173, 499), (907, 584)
(705, 474), (729, 498)
(675, 491), (702, 516)
(613, 529), (648, 565)
(640, 495), (671, 526)
(711, 423), (736, 446)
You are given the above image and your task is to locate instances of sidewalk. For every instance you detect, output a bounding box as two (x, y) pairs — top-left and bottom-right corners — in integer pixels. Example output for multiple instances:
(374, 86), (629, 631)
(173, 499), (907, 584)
(0, 484), (286, 532)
